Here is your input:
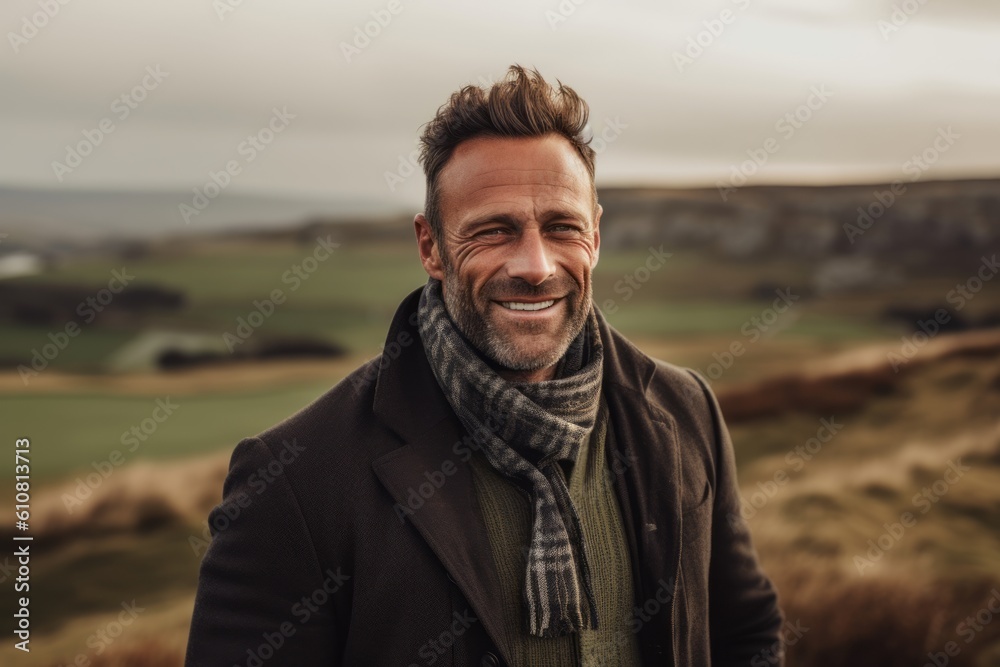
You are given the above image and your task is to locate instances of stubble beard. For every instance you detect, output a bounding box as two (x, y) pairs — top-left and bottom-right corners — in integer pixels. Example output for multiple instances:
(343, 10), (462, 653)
(440, 265), (591, 373)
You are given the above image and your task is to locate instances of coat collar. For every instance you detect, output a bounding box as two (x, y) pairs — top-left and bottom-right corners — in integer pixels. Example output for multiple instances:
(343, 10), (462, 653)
(371, 284), (680, 666)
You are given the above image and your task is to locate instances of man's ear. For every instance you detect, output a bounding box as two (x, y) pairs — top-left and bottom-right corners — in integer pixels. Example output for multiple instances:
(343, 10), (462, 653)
(591, 204), (602, 270)
(414, 213), (446, 280)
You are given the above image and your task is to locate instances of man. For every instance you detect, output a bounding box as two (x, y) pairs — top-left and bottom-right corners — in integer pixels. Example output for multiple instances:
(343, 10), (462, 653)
(186, 65), (784, 666)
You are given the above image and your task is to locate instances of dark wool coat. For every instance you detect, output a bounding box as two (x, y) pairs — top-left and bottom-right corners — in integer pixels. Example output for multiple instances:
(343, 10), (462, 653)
(185, 284), (785, 667)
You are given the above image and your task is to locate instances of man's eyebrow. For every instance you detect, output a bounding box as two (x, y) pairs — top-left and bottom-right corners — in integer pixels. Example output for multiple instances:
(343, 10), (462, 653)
(539, 208), (587, 223)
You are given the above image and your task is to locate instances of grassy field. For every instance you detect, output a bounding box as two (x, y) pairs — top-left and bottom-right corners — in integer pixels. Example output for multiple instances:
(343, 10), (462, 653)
(3, 380), (334, 483)
(3, 240), (924, 487)
(2, 241), (914, 372)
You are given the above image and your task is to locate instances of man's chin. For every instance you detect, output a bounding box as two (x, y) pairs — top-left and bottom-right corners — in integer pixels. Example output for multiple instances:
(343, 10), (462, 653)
(444, 292), (582, 373)
(479, 332), (567, 373)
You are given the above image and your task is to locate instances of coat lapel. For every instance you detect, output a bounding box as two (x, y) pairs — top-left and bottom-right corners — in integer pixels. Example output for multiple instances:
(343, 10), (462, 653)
(595, 307), (683, 665)
(370, 287), (514, 663)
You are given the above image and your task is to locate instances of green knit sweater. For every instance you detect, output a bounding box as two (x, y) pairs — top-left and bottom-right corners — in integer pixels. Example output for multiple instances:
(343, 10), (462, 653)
(468, 393), (643, 666)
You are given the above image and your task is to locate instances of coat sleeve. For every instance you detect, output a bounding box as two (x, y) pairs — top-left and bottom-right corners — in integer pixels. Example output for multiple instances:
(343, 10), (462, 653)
(185, 436), (343, 666)
(688, 370), (786, 667)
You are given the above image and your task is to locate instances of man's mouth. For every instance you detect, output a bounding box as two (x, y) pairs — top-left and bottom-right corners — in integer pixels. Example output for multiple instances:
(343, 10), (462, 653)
(497, 298), (560, 311)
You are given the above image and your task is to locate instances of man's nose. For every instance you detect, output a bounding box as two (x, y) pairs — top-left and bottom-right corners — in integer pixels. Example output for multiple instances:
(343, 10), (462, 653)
(506, 228), (556, 286)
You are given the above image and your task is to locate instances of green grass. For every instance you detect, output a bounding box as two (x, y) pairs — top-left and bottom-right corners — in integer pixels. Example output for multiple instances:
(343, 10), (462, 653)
(16, 241), (426, 306)
(7, 381), (335, 484)
(0, 241), (430, 367)
(0, 326), (137, 372)
(2, 242), (918, 372)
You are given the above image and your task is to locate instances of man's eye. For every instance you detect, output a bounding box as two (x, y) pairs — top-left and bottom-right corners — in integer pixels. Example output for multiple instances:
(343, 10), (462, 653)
(479, 228), (508, 236)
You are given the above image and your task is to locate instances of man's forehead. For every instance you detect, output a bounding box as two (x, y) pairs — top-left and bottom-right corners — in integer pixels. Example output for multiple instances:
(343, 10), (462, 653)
(439, 135), (592, 207)
(456, 169), (584, 199)
(445, 136), (588, 184)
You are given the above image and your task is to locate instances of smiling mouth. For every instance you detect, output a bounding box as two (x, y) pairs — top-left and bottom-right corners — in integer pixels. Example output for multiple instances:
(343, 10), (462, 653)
(497, 298), (560, 311)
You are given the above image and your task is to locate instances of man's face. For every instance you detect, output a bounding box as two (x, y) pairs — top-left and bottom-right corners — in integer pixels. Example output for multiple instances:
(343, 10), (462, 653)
(416, 133), (601, 379)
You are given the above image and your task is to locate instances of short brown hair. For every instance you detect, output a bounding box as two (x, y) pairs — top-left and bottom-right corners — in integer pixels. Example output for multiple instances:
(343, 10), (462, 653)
(417, 64), (597, 253)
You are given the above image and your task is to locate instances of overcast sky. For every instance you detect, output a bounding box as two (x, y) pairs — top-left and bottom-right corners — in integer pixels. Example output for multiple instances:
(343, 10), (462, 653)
(1, 0), (998, 210)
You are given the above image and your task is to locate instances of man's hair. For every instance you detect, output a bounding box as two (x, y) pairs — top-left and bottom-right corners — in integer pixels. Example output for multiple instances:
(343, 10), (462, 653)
(417, 64), (597, 256)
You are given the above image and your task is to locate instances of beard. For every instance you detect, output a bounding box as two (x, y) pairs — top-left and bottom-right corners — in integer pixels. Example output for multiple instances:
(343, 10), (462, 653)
(440, 266), (592, 373)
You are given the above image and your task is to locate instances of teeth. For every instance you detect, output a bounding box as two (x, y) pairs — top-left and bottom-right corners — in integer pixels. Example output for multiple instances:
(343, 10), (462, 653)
(500, 299), (555, 311)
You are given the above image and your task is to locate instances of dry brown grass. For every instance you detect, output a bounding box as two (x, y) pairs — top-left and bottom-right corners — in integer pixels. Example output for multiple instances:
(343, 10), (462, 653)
(0, 453), (228, 548)
(717, 327), (1000, 423)
(773, 567), (1000, 667)
(77, 639), (185, 667)
(41, 637), (186, 667)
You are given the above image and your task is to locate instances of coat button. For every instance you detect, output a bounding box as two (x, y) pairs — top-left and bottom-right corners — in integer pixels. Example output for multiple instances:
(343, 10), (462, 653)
(446, 572), (457, 585)
(480, 652), (500, 667)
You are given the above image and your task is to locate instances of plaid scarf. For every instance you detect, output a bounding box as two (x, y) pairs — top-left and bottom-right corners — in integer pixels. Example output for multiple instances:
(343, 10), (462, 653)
(417, 276), (603, 638)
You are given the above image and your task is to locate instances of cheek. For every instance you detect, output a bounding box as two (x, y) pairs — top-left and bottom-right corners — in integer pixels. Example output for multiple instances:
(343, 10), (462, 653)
(564, 244), (597, 280)
(454, 246), (507, 285)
